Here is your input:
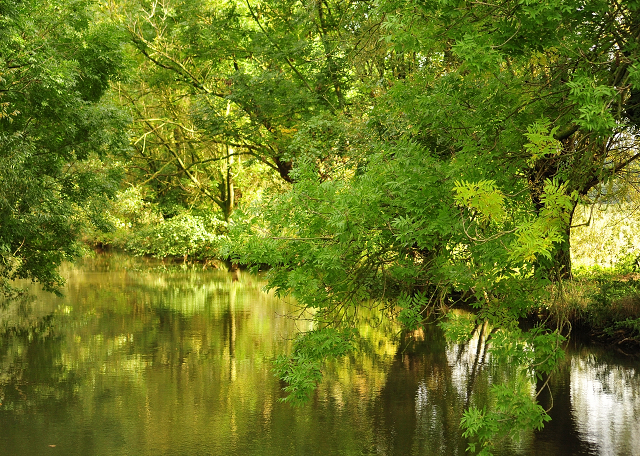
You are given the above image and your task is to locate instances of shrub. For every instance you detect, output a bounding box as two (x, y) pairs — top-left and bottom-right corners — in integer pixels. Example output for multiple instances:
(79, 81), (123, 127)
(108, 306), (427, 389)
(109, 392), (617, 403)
(126, 213), (227, 261)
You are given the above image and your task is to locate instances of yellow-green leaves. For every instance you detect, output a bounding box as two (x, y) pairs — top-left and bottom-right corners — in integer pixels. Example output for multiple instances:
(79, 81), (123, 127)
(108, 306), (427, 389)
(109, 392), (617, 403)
(439, 311), (477, 343)
(453, 179), (506, 223)
(510, 179), (577, 263)
(567, 73), (618, 136)
(524, 118), (561, 167)
(453, 176), (577, 265)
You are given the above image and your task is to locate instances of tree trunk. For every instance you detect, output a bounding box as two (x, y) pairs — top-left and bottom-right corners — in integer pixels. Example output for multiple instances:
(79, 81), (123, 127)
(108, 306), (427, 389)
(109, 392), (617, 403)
(552, 233), (572, 280)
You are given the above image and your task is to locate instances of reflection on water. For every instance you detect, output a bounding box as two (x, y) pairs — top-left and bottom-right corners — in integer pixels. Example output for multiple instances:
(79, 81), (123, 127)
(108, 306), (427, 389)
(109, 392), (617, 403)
(571, 356), (640, 456)
(0, 255), (638, 456)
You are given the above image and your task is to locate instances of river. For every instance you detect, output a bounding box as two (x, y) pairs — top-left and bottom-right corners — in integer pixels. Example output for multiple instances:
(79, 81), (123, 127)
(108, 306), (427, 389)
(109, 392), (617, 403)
(0, 255), (638, 455)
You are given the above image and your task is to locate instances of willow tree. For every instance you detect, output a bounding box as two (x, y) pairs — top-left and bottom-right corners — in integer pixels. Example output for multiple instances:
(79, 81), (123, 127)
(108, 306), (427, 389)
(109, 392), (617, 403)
(385, 0), (640, 280)
(232, 0), (640, 453)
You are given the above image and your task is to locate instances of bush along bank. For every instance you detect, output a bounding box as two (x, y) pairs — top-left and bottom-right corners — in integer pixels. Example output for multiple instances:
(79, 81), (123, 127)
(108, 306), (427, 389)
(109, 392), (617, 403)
(86, 212), (232, 267)
(124, 213), (228, 263)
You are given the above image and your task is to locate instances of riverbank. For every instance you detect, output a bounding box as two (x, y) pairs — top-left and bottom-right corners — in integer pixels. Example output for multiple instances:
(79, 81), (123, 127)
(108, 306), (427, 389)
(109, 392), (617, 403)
(535, 272), (640, 354)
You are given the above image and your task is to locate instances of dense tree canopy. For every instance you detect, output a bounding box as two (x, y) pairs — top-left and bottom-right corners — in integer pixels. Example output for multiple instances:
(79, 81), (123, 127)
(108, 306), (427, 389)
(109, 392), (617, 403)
(228, 0), (640, 452)
(3, 0), (640, 453)
(234, 0), (640, 320)
(0, 0), (130, 295)
(102, 0), (390, 224)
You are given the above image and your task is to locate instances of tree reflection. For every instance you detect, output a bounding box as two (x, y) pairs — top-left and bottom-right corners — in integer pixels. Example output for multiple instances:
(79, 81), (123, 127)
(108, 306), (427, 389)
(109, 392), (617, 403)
(1, 257), (639, 456)
(0, 291), (76, 411)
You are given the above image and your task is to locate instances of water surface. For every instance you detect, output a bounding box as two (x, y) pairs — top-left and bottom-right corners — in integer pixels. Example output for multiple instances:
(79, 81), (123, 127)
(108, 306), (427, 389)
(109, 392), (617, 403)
(0, 256), (638, 455)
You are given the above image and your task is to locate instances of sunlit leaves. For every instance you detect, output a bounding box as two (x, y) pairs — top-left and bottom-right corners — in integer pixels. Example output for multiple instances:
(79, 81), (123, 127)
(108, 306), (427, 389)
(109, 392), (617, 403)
(126, 213), (228, 260)
(453, 180), (506, 224)
(567, 73), (618, 136)
(524, 119), (561, 167)
(104, 0), (640, 452)
(438, 311), (477, 343)
(510, 179), (577, 263)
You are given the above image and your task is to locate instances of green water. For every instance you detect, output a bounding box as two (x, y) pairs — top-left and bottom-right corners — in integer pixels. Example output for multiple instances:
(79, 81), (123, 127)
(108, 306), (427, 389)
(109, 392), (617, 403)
(0, 255), (638, 455)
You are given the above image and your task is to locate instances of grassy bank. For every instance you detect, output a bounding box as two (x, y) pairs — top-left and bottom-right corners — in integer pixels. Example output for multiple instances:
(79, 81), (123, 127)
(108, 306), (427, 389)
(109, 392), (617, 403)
(540, 273), (640, 353)
(539, 202), (640, 352)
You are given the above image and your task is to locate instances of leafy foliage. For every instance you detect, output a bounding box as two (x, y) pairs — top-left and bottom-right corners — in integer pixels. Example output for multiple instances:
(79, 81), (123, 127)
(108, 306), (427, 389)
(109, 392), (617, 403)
(460, 325), (564, 455)
(439, 312), (478, 344)
(126, 213), (227, 260)
(0, 0), (130, 295)
(8, 0), (640, 452)
(461, 384), (551, 456)
(397, 292), (430, 331)
(225, 0), (640, 451)
(454, 180), (506, 224)
(273, 328), (356, 405)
